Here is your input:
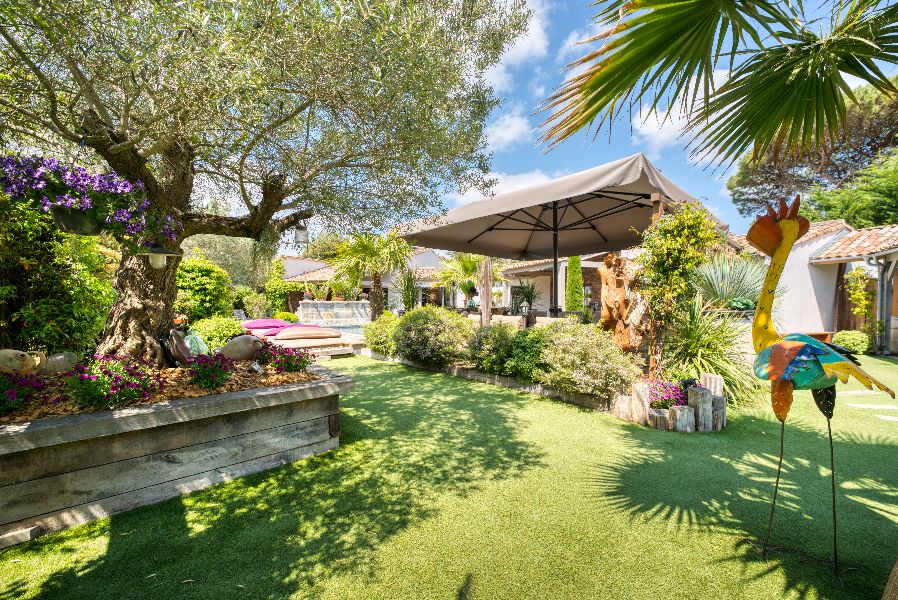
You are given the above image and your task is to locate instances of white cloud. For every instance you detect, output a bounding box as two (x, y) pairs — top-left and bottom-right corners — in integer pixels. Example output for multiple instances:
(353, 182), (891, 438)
(451, 169), (571, 206)
(556, 23), (600, 63)
(630, 69), (730, 159)
(485, 105), (534, 153)
(486, 0), (551, 94)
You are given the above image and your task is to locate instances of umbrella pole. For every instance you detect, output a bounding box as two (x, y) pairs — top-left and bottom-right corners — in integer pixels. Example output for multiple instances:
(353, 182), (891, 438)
(552, 201), (559, 318)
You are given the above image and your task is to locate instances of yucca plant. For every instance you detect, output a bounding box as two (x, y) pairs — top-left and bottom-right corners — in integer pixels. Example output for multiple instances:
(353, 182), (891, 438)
(662, 293), (763, 404)
(396, 267), (421, 312)
(692, 254), (771, 310)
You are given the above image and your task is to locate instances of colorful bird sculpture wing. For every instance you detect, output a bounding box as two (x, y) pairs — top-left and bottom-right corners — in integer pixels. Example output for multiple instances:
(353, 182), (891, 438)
(782, 333), (896, 399)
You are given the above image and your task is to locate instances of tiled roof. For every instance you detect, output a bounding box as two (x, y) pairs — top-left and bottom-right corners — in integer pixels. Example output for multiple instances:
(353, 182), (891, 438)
(729, 220), (851, 256)
(726, 232), (764, 257)
(285, 265), (336, 282)
(413, 266), (443, 282)
(813, 224), (898, 262)
(502, 258), (556, 273)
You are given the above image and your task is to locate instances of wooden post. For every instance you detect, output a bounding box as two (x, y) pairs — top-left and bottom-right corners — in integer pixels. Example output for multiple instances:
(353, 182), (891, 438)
(688, 387), (713, 432)
(883, 558), (898, 600)
(671, 405), (695, 432)
(631, 381), (650, 425)
(712, 395), (727, 431)
(480, 256), (492, 328)
(649, 408), (670, 431)
(613, 395), (631, 421)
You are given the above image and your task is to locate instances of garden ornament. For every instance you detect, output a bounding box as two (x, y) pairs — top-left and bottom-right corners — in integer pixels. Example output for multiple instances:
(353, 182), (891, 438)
(746, 196), (894, 573)
(0, 349), (46, 375)
(36, 352), (78, 375)
(219, 335), (264, 361)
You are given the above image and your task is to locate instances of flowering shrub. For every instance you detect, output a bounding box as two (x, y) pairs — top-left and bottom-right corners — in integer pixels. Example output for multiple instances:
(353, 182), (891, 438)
(392, 306), (473, 367)
(188, 353), (235, 389)
(363, 311), (399, 356)
(0, 372), (45, 415)
(67, 355), (162, 408)
(257, 343), (313, 372)
(646, 379), (687, 409)
(0, 155), (179, 248)
(537, 320), (642, 400)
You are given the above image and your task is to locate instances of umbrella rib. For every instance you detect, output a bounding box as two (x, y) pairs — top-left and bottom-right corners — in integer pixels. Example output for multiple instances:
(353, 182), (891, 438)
(561, 201), (646, 231)
(466, 208), (552, 244)
(568, 200), (608, 243)
(523, 205), (549, 256)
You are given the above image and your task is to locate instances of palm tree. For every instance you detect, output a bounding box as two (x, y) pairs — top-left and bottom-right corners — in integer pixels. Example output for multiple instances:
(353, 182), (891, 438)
(436, 253), (504, 308)
(541, 1), (898, 165)
(332, 232), (411, 321)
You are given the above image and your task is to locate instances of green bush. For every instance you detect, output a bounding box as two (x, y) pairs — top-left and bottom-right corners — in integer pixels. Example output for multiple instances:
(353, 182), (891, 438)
(232, 285), (253, 311)
(191, 316), (245, 350)
(832, 330), (872, 355)
(364, 311), (399, 356)
(663, 294), (762, 404)
(565, 255), (584, 311)
(0, 194), (115, 353)
(504, 327), (549, 383)
(175, 257), (234, 322)
(469, 323), (516, 375)
(265, 259), (306, 311)
(274, 311), (299, 323)
(537, 320), (642, 400)
(392, 306), (473, 367)
(243, 292), (270, 319)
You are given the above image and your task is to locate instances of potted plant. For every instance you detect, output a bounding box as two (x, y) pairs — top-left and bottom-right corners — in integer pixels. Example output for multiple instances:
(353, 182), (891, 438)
(0, 156), (179, 248)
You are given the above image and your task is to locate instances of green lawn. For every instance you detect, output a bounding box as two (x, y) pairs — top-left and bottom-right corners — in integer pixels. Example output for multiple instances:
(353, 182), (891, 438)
(2, 356), (897, 599)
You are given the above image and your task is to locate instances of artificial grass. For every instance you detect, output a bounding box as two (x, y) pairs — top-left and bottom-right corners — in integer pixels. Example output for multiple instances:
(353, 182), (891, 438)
(1, 356), (897, 599)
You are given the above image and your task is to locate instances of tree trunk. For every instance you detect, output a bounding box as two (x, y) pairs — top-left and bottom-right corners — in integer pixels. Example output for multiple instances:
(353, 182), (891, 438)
(370, 273), (384, 321)
(95, 248), (182, 365)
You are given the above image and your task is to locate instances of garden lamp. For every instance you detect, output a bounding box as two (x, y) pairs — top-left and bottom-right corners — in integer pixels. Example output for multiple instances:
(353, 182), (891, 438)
(145, 242), (179, 270)
(294, 224), (309, 245)
(520, 302), (530, 316)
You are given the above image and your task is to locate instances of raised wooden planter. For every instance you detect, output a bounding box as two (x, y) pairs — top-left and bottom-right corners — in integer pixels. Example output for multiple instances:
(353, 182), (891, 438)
(0, 365), (353, 549)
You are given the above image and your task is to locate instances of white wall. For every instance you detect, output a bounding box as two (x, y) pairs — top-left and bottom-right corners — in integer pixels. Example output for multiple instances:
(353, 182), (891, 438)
(774, 233), (844, 333)
(281, 257), (325, 279)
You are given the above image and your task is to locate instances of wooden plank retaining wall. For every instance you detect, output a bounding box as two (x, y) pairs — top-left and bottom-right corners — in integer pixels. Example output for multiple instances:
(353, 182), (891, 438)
(0, 365), (353, 548)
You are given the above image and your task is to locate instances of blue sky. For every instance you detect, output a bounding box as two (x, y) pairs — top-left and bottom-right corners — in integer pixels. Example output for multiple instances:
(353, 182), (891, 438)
(462, 0), (752, 232)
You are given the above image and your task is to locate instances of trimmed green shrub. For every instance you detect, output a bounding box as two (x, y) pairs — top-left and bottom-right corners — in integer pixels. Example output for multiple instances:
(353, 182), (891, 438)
(191, 316), (244, 350)
(504, 327), (549, 383)
(243, 292), (270, 319)
(565, 255), (584, 311)
(175, 257), (234, 322)
(265, 259), (305, 312)
(0, 194), (114, 353)
(469, 323), (516, 375)
(364, 311), (399, 356)
(274, 311), (299, 323)
(537, 320), (642, 400)
(392, 306), (473, 367)
(832, 330), (872, 355)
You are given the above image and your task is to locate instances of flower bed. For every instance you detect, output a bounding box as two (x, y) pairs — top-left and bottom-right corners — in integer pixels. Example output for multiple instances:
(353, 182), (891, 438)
(0, 364), (352, 549)
(0, 347), (316, 426)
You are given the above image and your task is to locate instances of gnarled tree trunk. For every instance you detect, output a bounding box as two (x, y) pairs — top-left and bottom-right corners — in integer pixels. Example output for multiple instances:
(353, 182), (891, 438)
(96, 248), (183, 364)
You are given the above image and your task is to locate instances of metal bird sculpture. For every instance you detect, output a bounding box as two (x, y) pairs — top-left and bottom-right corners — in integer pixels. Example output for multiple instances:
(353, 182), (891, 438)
(745, 196), (894, 572)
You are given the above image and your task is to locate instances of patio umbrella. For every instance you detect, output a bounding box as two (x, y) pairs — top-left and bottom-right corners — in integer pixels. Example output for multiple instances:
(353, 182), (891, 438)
(399, 153), (704, 314)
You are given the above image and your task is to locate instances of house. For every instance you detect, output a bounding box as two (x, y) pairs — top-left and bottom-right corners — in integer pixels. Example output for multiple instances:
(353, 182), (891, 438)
(280, 256), (327, 279)
(499, 254), (621, 314)
(729, 221), (898, 352)
(283, 247), (447, 309)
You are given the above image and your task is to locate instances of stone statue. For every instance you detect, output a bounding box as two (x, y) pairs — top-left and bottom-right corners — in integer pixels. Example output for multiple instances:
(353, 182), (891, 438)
(0, 349), (46, 375)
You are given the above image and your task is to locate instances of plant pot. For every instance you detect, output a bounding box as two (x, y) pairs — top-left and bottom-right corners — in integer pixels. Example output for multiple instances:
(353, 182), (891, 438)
(50, 206), (103, 235)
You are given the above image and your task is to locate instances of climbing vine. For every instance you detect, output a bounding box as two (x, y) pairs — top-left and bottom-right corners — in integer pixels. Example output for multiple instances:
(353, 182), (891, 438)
(844, 268), (882, 344)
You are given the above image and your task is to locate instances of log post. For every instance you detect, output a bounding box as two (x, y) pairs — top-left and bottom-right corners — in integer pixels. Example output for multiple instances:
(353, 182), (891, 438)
(631, 381), (650, 425)
(671, 405), (695, 432)
(612, 394), (631, 422)
(883, 558), (898, 600)
(712, 395), (727, 431)
(699, 373), (724, 397)
(649, 408), (670, 431)
(479, 256), (492, 328)
(688, 387), (713, 432)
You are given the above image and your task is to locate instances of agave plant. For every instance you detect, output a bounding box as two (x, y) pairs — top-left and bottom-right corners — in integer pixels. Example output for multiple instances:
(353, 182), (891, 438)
(662, 293), (763, 404)
(691, 254), (772, 310)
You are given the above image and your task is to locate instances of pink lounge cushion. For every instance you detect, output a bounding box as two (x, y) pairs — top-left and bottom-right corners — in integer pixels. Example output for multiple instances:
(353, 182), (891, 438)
(242, 318), (288, 330)
(260, 323), (321, 336)
(275, 326), (342, 340)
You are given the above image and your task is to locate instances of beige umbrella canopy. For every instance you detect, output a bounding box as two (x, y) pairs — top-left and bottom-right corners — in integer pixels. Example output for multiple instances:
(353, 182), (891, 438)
(399, 153), (701, 314)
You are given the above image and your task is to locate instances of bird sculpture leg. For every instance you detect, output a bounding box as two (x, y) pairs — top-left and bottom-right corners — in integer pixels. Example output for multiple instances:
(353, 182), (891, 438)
(762, 379), (794, 559)
(812, 385), (838, 574)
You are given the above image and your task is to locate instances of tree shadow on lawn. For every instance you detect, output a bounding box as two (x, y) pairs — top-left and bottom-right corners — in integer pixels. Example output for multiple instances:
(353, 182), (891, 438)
(586, 412), (898, 599)
(14, 362), (544, 600)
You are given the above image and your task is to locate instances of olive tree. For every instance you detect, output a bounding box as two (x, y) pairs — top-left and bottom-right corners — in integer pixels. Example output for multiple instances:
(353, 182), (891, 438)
(0, 0), (526, 362)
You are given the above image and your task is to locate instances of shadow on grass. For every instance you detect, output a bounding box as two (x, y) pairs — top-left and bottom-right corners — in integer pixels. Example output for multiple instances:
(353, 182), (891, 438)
(586, 412), (898, 599)
(13, 361), (543, 600)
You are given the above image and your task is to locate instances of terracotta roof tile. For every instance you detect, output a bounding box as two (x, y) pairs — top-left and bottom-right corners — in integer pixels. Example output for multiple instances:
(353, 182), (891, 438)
(814, 224), (898, 261)
(285, 265), (336, 282)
